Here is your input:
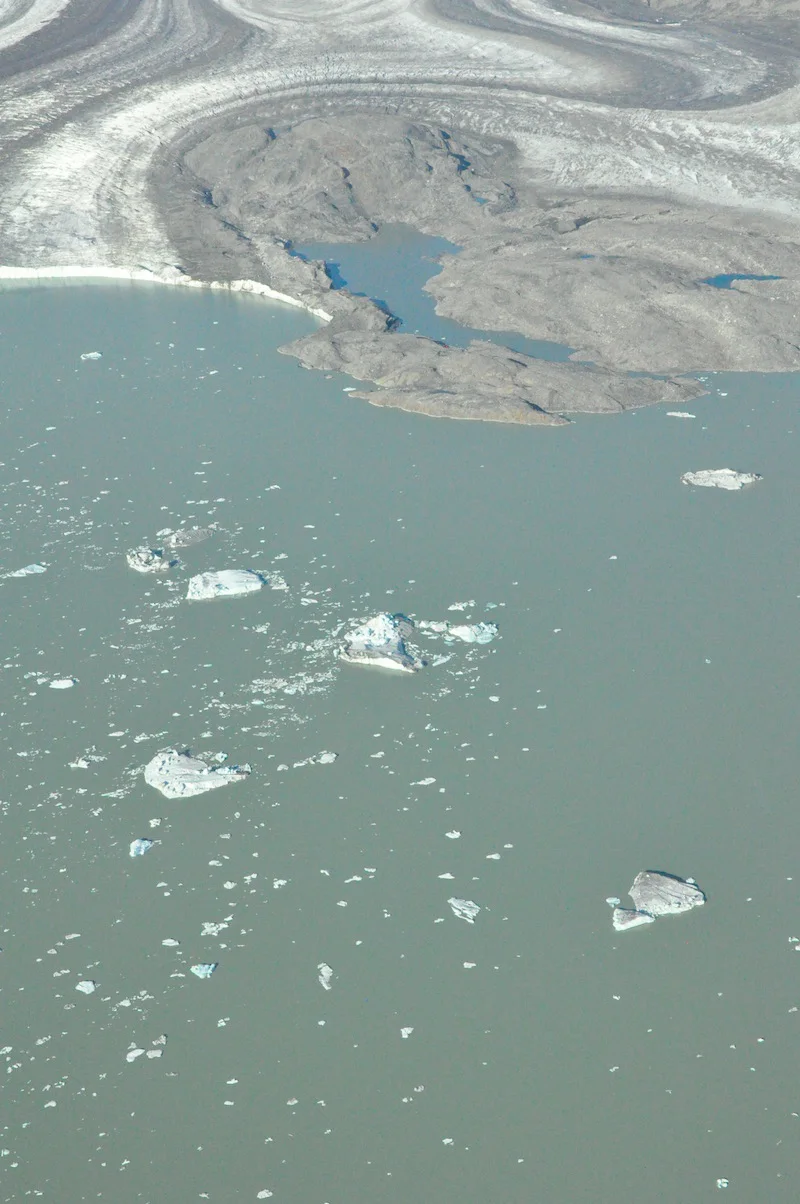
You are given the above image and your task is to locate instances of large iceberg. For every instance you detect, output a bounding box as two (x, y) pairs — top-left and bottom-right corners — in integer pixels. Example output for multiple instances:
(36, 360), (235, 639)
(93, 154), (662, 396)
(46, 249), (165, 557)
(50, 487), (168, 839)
(341, 613), (422, 672)
(611, 870), (705, 932)
(144, 749), (251, 799)
(186, 569), (265, 601)
(681, 469), (761, 490)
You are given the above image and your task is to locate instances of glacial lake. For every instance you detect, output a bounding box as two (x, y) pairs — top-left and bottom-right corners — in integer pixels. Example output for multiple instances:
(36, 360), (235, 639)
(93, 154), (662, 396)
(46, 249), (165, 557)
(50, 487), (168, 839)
(1, 276), (800, 1202)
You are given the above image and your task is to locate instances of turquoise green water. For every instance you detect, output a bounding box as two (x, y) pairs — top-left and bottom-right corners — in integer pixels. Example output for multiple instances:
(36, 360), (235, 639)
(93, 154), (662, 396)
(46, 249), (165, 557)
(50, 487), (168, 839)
(1, 280), (800, 1202)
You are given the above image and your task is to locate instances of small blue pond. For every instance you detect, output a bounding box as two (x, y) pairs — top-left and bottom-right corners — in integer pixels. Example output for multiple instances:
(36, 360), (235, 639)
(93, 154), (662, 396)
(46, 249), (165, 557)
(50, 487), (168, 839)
(292, 224), (574, 362)
(700, 273), (782, 289)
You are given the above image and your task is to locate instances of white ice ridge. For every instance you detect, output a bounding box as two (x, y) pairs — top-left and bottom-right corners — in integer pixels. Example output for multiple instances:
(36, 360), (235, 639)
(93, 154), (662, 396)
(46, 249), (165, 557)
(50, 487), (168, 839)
(0, 266), (334, 322)
(144, 749), (251, 799)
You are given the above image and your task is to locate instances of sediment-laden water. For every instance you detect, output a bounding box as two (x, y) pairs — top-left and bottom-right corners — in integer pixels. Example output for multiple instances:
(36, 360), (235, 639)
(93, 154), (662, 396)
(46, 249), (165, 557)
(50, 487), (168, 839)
(1, 277), (800, 1202)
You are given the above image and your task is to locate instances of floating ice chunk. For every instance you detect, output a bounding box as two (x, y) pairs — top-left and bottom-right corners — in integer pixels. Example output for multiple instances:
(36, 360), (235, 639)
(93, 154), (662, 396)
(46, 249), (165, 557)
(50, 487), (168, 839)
(400, 1027), (414, 1039)
(629, 871), (706, 918)
(611, 871), (706, 932)
(80, 351), (102, 361)
(49, 678), (77, 689)
(681, 469), (762, 490)
(288, 751), (339, 770)
(341, 613), (422, 672)
(612, 908), (655, 932)
(186, 569), (265, 601)
(158, 526), (214, 550)
(162, 938), (180, 947)
(666, 411), (696, 418)
(190, 963), (218, 979)
(447, 601), (474, 611)
(126, 547), (174, 573)
(75, 980), (96, 995)
(317, 962), (333, 991)
(716, 1179), (729, 1189)
(3, 563), (46, 578)
(69, 747), (105, 769)
(201, 921), (228, 936)
(129, 838), (154, 857)
(445, 830), (461, 839)
(144, 749), (250, 799)
(126, 1047), (146, 1062)
(412, 777), (436, 787)
(146, 1048), (163, 1058)
(448, 897), (480, 923)
(605, 896), (621, 908)
(418, 619), (498, 645)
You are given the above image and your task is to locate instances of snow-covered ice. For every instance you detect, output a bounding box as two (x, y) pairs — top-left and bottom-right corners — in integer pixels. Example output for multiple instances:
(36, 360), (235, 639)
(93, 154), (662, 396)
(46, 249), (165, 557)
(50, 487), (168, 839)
(681, 469), (761, 490)
(186, 569), (265, 600)
(448, 897), (480, 923)
(190, 963), (218, 979)
(144, 749), (251, 799)
(341, 613), (422, 672)
(126, 547), (174, 573)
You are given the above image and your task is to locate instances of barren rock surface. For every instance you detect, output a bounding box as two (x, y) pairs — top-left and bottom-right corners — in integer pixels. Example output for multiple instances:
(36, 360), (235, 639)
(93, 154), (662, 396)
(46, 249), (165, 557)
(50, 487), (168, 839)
(0, 0), (798, 422)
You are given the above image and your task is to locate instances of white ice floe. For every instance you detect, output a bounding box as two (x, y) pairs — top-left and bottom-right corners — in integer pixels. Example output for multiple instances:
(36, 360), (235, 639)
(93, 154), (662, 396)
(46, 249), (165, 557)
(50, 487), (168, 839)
(3, 563), (46, 578)
(158, 526), (214, 550)
(126, 547), (174, 573)
(129, 838), (154, 857)
(417, 619), (498, 645)
(144, 749), (251, 799)
(681, 469), (762, 490)
(80, 351), (102, 360)
(126, 1047), (146, 1062)
(186, 569), (265, 600)
(317, 962), (333, 991)
(49, 677), (77, 689)
(447, 601), (474, 611)
(190, 963), (218, 979)
(611, 871), (706, 932)
(280, 750), (338, 771)
(400, 1027), (414, 1039)
(75, 980), (96, 995)
(448, 897), (480, 923)
(666, 411), (696, 418)
(341, 612), (422, 672)
(612, 908), (656, 932)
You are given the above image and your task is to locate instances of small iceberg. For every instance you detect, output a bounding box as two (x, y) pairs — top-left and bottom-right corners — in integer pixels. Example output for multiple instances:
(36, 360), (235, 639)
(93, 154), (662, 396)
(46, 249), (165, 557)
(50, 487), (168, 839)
(417, 619), (498, 645)
(186, 569), (265, 600)
(49, 677), (77, 690)
(611, 870), (706, 933)
(448, 897), (480, 924)
(190, 963), (218, 979)
(3, 563), (46, 578)
(126, 547), (175, 573)
(144, 749), (251, 799)
(681, 469), (761, 491)
(129, 837), (154, 857)
(76, 980), (97, 994)
(317, 962), (333, 991)
(80, 351), (102, 361)
(341, 613), (422, 672)
(159, 526), (214, 550)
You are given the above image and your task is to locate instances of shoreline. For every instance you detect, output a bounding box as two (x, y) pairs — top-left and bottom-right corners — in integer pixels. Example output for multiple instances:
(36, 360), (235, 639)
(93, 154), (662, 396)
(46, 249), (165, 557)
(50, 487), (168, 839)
(0, 264), (334, 323)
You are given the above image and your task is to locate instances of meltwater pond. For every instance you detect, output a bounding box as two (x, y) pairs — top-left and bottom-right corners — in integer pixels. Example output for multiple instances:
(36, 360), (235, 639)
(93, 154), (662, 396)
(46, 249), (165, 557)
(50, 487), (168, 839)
(293, 223), (574, 360)
(2, 279), (800, 1203)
